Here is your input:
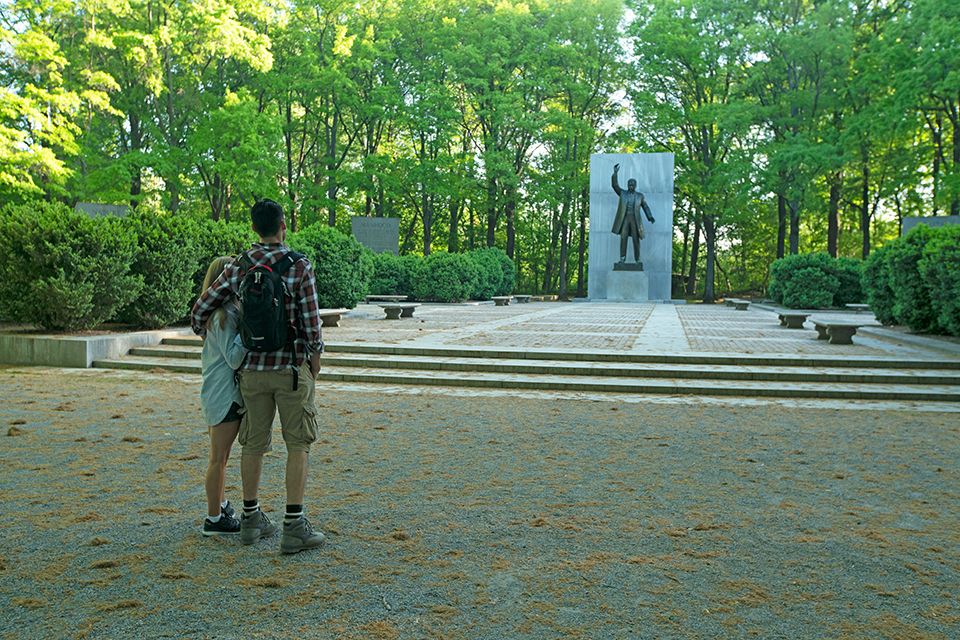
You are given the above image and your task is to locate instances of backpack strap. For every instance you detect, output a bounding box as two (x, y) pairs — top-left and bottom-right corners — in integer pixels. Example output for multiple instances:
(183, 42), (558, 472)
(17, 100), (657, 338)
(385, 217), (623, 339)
(272, 251), (304, 277)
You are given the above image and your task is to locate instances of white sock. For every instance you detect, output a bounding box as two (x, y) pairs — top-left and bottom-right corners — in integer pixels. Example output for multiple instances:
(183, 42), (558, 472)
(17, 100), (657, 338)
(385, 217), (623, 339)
(207, 513), (222, 523)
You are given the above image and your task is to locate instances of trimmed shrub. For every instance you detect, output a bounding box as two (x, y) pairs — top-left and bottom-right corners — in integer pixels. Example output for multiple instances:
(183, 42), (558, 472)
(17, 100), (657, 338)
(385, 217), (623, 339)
(412, 251), (479, 302)
(830, 257), (864, 307)
(367, 251), (416, 298)
(780, 267), (838, 309)
(467, 247), (515, 299)
(114, 207), (203, 329)
(192, 217), (257, 298)
(768, 252), (838, 308)
(0, 201), (141, 331)
(918, 225), (960, 336)
(288, 223), (367, 309)
(862, 242), (897, 325)
(467, 248), (499, 300)
(887, 225), (940, 332)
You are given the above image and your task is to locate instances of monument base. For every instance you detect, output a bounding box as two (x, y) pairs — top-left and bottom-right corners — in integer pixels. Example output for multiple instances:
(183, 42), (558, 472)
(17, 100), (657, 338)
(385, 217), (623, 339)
(607, 270), (649, 301)
(613, 261), (643, 271)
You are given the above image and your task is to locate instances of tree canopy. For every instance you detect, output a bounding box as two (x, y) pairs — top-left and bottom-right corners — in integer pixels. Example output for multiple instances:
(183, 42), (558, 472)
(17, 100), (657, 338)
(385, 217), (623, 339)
(1, 0), (955, 298)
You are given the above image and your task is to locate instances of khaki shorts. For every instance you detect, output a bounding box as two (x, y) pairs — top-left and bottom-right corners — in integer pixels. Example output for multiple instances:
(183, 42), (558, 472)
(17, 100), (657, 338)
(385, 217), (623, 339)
(237, 362), (318, 455)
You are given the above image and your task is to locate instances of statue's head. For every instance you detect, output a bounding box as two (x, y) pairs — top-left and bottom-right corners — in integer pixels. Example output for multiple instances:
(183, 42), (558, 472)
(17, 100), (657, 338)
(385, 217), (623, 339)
(627, 179), (637, 191)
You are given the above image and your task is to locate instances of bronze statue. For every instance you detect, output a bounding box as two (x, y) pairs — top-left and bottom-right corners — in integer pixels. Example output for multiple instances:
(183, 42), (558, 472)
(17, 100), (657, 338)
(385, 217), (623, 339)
(611, 163), (655, 265)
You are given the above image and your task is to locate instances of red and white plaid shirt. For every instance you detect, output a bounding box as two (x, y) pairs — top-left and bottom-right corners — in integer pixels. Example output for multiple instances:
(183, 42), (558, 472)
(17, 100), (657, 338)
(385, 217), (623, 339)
(191, 243), (324, 370)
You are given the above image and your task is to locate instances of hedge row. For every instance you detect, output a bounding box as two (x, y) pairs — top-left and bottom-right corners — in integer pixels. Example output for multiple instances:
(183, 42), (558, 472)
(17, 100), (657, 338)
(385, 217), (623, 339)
(767, 252), (864, 309)
(365, 246), (516, 303)
(0, 203), (517, 331)
(862, 224), (960, 336)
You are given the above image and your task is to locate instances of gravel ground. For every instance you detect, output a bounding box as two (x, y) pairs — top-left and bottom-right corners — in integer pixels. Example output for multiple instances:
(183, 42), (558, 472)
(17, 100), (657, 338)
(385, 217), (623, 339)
(1, 366), (958, 640)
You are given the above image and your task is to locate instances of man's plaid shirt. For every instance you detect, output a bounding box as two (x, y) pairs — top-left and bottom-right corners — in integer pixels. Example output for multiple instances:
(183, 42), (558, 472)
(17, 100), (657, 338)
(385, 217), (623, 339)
(191, 243), (324, 370)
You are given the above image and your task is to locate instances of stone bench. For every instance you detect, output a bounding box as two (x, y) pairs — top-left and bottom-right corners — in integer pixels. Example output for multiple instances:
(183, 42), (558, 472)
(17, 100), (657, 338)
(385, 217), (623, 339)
(513, 295), (532, 303)
(366, 294), (408, 304)
(318, 308), (349, 328)
(845, 303), (871, 314)
(778, 313), (810, 329)
(725, 298), (750, 310)
(811, 320), (865, 345)
(492, 296), (514, 306)
(379, 303), (420, 320)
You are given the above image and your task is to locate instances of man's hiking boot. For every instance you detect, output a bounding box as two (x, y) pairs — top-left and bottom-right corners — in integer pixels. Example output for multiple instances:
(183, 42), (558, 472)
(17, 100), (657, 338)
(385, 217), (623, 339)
(203, 512), (241, 536)
(280, 517), (326, 554)
(240, 510), (278, 545)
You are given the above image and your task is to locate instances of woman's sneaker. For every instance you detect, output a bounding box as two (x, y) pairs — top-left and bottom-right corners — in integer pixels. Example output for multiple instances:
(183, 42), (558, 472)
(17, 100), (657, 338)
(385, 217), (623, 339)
(203, 512), (241, 536)
(221, 500), (235, 518)
(280, 517), (327, 554)
(240, 510), (279, 545)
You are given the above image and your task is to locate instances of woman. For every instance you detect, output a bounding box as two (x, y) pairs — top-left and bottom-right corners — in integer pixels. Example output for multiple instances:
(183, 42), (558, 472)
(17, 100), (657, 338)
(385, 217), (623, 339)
(198, 256), (248, 536)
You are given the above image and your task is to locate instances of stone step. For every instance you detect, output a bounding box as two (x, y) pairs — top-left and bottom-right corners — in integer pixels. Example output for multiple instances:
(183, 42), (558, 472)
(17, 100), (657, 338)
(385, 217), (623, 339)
(158, 338), (960, 370)
(126, 345), (960, 386)
(92, 355), (960, 402)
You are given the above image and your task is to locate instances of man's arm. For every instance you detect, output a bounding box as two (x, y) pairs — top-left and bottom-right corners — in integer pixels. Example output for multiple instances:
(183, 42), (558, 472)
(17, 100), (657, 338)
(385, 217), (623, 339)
(641, 197), (655, 223)
(611, 164), (622, 196)
(190, 264), (238, 337)
(295, 261), (324, 378)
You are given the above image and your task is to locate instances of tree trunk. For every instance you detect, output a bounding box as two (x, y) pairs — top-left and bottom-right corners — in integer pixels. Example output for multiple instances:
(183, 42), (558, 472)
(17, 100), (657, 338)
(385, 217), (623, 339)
(702, 214), (716, 303)
(686, 214), (701, 296)
(505, 184), (517, 258)
(326, 111), (338, 227)
(789, 198), (800, 255)
(129, 112), (142, 209)
(447, 200), (462, 253)
(577, 188), (587, 298)
(285, 102), (298, 232)
(558, 222), (569, 300)
(423, 192), (432, 256)
(828, 172), (841, 258)
(860, 163), (871, 260)
(777, 193), (787, 259)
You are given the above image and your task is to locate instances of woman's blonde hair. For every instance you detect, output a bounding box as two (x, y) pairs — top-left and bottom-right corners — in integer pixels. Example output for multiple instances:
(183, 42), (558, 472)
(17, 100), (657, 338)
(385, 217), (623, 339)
(201, 256), (236, 330)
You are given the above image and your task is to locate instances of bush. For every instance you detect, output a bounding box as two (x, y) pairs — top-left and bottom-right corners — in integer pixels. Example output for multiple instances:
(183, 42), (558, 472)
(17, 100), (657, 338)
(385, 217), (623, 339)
(829, 257), (864, 307)
(768, 252), (838, 309)
(466, 247), (515, 299)
(114, 207), (203, 329)
(887, 225), (941, 332)
(780, 267), (838, 309)
(288, 223), (367, 309)
(862, 242), (897, 325)
(918, 225), (960, 336)
(0, 201), (141, 331)
(412, 251), (479, 302)
(192, 217), (257, 298)
(367, 251), (416, 298)
(466, 249), (499, 300)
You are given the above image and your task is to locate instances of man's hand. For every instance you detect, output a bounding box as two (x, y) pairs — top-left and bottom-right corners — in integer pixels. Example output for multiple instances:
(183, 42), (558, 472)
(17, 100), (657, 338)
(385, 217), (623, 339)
(650, 217), (656, 224)
(613, 163), (620, 173)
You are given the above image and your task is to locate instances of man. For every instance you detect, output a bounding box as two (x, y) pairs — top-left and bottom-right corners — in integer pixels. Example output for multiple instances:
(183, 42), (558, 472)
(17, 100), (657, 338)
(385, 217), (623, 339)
(611, 163), (656, 265)
(191, 198), (325, 554)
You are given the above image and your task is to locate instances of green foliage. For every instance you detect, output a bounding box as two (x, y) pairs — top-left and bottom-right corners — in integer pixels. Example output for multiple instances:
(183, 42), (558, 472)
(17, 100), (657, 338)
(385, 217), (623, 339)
(781, 267), (839, 309)
(768, 252), (840, 308)
(412, 252), (479, 303)
(114, 207), (203, 329)
(918, 225), (960, 336)
(366, 251), (416, 298)
(829, 257), (864, 307)
(0, 201), (141, 331)
(288, 223), (367, 309)
(886, 225), (941, 332)
(862, 242), (897, 325)
(192, 218), (258, 297)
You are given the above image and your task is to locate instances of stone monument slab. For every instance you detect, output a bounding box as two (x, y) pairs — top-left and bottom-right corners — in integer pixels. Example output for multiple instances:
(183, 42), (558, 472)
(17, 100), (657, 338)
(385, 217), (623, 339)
(588, 153), (674, 301)
(607, 270), (649, 302)
(352, 217), (400, 255)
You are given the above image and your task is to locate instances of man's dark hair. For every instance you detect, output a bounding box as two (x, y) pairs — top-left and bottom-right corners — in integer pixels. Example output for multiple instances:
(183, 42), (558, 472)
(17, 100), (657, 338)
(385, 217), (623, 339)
(251, 199), (284, 237)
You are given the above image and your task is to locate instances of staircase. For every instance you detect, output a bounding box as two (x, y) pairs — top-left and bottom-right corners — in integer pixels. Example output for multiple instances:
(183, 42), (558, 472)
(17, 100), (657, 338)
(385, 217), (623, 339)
(91, 336), (960, 403)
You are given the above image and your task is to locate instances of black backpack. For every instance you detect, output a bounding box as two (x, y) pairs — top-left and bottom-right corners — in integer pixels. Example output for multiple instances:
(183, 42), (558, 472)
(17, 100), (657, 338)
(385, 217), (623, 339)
(237, 251), (304, 353)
